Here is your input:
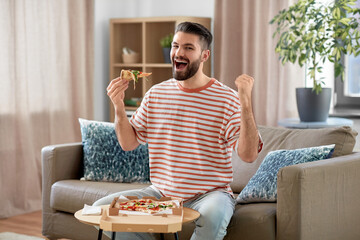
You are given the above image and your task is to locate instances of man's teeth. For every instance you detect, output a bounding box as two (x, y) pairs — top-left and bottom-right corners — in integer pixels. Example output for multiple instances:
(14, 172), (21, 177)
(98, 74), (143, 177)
(175, 60), (188, 64)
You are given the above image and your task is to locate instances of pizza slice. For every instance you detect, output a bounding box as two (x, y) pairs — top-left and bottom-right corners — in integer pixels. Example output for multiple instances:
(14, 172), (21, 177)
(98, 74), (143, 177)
(120, 69), (152, 88)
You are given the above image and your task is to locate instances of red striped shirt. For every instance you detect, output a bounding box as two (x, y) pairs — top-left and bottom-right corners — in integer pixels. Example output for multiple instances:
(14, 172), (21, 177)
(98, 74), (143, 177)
(130, 78), (245, 199)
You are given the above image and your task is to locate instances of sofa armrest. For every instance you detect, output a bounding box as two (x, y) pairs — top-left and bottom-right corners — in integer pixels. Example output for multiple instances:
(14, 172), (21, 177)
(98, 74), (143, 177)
(276, 153), (360, 240)
(41, 142), (83, 213)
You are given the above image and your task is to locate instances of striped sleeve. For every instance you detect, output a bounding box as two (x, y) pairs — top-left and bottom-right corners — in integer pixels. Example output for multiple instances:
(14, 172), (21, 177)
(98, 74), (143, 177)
(224, 111), (241, 150)
(224, 108), (264, 153)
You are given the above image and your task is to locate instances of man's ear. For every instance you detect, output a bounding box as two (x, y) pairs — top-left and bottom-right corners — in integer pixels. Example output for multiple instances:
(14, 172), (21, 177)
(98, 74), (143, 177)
(201, 49), (210, 62)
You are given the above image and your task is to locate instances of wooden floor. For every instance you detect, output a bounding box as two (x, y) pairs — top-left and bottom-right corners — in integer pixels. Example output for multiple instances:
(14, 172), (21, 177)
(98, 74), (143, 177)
(0, 211), (69, 239)
(0, 210), (44, 238)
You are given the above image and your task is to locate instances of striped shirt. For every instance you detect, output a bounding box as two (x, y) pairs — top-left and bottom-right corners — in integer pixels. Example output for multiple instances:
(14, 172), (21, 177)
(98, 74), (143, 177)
(130, 78), (249, 200)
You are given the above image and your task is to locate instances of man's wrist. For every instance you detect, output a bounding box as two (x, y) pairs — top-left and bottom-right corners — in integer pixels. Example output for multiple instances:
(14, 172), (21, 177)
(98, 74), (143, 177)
(114, 107), (128, 121)
(237, 92), (252, 107)
(240, 101), (252, 112)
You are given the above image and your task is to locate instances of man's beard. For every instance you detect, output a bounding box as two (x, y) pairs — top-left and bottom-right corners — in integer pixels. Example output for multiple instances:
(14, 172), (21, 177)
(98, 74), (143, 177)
(172, 56), (201, 81)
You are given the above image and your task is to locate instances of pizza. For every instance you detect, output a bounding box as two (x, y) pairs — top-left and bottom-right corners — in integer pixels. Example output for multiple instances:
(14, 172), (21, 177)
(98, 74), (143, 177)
(120, 69), (152, 87)
(114, 198), (177, 214)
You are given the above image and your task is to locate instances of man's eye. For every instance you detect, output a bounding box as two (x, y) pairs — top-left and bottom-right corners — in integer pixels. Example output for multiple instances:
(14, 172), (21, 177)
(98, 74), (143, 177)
(186, 47), (194, 50)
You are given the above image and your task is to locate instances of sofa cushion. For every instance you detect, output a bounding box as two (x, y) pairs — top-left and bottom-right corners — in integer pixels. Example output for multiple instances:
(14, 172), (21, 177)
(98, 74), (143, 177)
(50, 179), (150, 213)
(237, 144), (335, 203)
(231, 126), (357, 193)
(225, 203), (276, 240)
(79, 118), (150, 183)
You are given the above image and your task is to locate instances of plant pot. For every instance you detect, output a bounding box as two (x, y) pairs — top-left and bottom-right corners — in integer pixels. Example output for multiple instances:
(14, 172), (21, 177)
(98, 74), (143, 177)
(162, 47), (171, 63)
(296, 88), (331, 122)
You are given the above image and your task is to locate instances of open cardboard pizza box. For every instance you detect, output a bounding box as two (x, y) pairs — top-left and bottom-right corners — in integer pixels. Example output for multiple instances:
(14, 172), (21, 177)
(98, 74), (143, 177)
(100, 196), (184, 233)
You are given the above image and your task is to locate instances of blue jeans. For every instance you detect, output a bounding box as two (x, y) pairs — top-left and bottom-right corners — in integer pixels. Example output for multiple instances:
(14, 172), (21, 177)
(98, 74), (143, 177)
(93, 186), (235, 240)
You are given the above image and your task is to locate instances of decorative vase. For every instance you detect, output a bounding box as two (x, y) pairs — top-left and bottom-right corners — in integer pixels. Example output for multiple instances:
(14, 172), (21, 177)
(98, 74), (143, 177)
(122, 53), (139, 64)
(162, 47), (171, 63)
(296, 88), (332, 122)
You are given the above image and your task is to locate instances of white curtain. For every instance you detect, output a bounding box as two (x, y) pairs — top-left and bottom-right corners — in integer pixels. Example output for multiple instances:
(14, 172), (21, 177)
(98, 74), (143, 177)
(0, 0), (94, 218)
(214, 0), (304, 126)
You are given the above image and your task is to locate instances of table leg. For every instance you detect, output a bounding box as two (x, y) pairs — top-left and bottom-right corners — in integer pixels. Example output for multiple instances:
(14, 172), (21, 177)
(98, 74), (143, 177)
(174, 232), (179, 240)
(112, 232), (116, 240)
(160, 233), (164, 240)
(97, 229), (103, 240)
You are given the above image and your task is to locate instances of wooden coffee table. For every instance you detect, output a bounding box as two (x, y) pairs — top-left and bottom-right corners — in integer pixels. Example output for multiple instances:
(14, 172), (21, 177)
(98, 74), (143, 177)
(75, 205), (200, 240)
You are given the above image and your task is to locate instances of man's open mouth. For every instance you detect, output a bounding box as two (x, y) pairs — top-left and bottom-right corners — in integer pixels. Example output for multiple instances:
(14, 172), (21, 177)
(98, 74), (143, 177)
(174, 59), (188, 71)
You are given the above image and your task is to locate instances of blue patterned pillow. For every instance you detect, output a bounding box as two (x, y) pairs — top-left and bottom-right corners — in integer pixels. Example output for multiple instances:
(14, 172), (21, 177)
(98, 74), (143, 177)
(79, 118), (150, 183)
(237, 144), (335, 203)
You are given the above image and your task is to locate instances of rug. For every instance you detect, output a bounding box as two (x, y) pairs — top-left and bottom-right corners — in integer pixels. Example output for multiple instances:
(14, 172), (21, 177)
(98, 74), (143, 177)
(0, 232), (45, 240)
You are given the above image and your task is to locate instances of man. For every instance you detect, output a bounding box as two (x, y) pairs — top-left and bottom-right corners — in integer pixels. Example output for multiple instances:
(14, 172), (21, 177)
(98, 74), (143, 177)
(99, 21), (262, 240)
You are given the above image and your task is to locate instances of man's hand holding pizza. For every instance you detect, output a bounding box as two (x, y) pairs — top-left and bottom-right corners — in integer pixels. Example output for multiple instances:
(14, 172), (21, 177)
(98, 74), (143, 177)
(107, 77), (129, 115)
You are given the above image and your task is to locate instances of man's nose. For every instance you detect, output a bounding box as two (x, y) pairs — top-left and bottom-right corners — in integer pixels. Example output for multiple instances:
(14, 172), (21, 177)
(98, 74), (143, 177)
(174, 47), (185, 57)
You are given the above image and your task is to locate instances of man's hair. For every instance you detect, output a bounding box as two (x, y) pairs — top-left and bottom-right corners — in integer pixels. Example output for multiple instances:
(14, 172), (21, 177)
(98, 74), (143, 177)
(175, 22), (213, 50)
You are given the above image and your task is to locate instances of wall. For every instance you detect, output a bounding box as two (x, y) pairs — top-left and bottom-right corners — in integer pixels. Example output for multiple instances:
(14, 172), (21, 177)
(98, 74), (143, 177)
(94, 0), (215, 121)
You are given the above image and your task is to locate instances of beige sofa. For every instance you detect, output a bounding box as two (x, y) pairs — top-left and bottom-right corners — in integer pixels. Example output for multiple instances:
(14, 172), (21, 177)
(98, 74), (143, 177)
(42, 125), (360, 240)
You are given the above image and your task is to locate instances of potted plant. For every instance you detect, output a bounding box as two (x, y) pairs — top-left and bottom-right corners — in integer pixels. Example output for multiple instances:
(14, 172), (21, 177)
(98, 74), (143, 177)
(160, 33), (173, 63)
(270, 0), (360, 121)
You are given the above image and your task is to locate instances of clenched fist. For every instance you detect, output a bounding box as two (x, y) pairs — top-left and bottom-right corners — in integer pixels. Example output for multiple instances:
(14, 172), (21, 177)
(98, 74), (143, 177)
(235, 74), (254, 108)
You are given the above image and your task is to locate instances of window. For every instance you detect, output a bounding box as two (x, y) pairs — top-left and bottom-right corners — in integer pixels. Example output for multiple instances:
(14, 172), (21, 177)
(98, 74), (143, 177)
(334, 0), (360, 107)
(335, 55), (360, 107)
(344, 55), (360, 97)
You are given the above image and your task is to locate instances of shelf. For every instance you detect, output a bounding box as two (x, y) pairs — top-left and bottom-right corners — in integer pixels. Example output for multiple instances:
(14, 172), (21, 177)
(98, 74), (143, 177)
(113, 63), (172, 68)
(125, 106), (138, 111)
(144, 63), (172, 68)
(113, 63), (144, 68)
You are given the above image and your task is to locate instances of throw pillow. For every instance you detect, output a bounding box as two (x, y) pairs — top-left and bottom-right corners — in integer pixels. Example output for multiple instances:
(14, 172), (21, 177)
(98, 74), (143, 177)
(237, 144), (335, 204)
(79, 118), (150, 183)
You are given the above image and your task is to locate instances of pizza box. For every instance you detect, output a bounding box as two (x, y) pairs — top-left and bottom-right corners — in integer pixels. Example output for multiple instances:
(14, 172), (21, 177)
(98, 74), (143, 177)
(100, 196), (184, 233)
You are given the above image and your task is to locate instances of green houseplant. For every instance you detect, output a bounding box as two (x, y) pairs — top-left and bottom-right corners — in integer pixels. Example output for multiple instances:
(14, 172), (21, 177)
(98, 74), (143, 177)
(160, 33), (173, 63)
(270, 0), (360, 121)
